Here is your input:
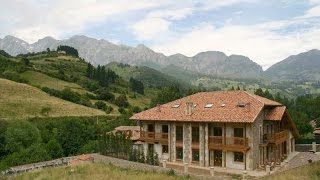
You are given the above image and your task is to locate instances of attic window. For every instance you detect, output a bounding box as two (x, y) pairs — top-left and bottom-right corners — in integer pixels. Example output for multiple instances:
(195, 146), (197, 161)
(172, 104), (180, 108)
(237, 102), (246, 107)
(193, 104), (197, 108)
(204, 103), (213, 108)
(221, 104), (226, 107)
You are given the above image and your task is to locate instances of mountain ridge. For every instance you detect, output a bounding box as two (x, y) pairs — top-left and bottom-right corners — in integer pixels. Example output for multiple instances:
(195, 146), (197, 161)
(0, 35), (263, 79)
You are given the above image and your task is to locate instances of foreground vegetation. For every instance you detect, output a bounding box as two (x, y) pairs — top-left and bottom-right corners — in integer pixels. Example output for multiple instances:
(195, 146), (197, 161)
(2, 163), (189, 180)
(264, 161), (320, 180)
(0, 116), (134, 171)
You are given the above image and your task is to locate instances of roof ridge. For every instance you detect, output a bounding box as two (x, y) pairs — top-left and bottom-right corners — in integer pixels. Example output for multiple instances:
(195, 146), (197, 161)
(242, 90), (265, 105)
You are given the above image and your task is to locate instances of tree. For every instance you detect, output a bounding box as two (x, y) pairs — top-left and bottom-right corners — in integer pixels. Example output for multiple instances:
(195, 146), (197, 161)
(46, 48), (50, 52)
(58, 120), (86, 156)
(21, 57), (30, 66)
(150, 86), (182, 107)
(129, 77), (144, 94)
(0, 119), (8, 158)
(57, 45), (79, 57)
(5, 121), (41, 153)
(46, 139), (64, 159)
(115, 94), (129, 107)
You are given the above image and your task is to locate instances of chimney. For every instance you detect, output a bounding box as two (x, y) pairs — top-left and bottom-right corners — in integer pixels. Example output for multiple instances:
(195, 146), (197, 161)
(156, 104), (161, 112)
(185, 102), (193, 115)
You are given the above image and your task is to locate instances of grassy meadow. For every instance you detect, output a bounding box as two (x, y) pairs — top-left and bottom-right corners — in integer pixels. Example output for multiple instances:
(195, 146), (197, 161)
(264, 161), (320, 180)
(0, 78), (105, 119)
(3, 163), (190, 180)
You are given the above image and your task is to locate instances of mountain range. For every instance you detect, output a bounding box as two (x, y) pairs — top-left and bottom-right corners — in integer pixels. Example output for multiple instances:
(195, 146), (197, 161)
(0, 35), (319, 81)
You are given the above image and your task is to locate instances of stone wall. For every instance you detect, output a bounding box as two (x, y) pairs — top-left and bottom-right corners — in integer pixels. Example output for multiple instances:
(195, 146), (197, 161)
(295, 144), (320, 152)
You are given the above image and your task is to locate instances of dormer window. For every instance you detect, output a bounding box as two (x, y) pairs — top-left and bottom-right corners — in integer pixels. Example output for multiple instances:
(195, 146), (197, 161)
(237, 102), (246, 107)
(221, 103), (226, 107)
(172, 104), (180, 108)
(205, 103), (213, 108)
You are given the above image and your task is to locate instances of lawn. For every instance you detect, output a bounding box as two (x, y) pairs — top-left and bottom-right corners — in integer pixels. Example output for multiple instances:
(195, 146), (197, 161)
(6, 163), (190, 180)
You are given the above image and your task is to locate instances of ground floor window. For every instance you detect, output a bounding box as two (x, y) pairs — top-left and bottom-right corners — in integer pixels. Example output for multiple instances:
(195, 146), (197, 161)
(176, 147), (183, 160)
(162, 145), (169, 153)
(234, 152), (244, 162)
(192, 149), (200, 162)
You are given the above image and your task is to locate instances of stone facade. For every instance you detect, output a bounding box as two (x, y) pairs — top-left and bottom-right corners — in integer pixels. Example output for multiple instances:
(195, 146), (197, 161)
(139, 117), (295, 171)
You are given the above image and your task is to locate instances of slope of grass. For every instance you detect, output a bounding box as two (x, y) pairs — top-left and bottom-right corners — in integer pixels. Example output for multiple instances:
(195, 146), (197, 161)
(8, 163), (188, 180)
(0, 78), (105, 119)
(264, 161), (320, 180)
(20, 70), (91, 94)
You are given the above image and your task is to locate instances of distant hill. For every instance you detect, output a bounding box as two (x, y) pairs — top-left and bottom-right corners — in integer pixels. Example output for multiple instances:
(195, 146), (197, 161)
(0, 78), (105, 119)
(266, 49), (320, 81)
(0, 35), (263, 79)
(105, 62), (190, 89)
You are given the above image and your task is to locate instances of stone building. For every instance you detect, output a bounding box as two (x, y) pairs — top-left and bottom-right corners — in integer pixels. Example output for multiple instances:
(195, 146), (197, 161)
(130, 91), (299, 170)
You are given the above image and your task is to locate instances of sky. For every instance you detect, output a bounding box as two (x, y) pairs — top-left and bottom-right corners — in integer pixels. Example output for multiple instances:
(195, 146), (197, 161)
(0, 0), (320, 69)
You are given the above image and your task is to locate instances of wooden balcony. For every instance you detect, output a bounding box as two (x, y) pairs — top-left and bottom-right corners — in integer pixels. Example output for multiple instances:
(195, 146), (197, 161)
(139, 131), (168, 144)
(266, 130), (288, 144)
(208, 136), (250, 152)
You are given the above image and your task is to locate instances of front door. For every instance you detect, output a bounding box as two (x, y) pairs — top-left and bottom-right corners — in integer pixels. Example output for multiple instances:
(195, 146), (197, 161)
(214, 150), (223, 166)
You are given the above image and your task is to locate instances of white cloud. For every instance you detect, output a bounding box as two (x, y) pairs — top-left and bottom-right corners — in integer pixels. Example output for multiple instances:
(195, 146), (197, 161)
(151, 21), (320, 70)
(0, 0), (163, 43)
(132, 18), (171, 41)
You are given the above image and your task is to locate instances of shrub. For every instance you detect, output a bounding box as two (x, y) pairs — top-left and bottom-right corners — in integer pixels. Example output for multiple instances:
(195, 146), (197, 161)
(105, 106), (114, 114)
(95, 101), (107, 110)
(96, 89), (115, 101)
(46, 139), (64, 159)
(40, 106), (52, 116)
(115, 94), (129, 107)
(118, 107), (126, 114)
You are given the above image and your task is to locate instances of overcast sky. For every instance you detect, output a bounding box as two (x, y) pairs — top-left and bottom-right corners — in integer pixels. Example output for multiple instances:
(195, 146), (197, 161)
(0, 0), (320, 69)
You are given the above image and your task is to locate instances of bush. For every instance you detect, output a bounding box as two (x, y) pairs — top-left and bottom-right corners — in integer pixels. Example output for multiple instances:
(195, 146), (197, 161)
(95, 101), (107, 110)
(105, 106), (114, 114)
(118, 107), (126, 114)
(115, 94), (129, 107)
(40, 106), (52, 116)
(96, 89), (115, 101)
(46, 139), (64, 159)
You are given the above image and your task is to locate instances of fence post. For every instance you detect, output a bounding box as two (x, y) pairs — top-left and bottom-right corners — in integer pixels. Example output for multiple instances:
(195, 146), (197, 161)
(210, 167), (214, 177)
(242, 171), (247, 180)
(162, 160), (167, 168)
(184, 163), (188, 174)
(312, 142), (316, 152)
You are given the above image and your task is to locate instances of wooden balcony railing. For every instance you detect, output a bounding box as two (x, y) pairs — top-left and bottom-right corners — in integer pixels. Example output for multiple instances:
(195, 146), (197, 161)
(139, 131), (168, 143)
(266, 130), (288, 144)
(208, 136), (250, 152)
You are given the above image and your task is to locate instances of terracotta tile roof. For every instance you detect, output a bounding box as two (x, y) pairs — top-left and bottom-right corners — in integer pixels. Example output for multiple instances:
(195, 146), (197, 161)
(108, 126), (141, 140)
(314, 128), (320, 134)
(115, 126), (140, 131)
(130, 91), (283, 123)
(265, 106), (286, 121)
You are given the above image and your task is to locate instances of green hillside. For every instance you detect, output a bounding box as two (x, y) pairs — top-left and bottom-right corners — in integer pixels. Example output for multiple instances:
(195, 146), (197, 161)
(0, 78), (105, 119)
(0, 51), (164, 118)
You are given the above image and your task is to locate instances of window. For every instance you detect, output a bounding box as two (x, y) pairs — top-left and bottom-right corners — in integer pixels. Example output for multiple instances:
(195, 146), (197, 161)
(205, 103), (213, 108)
(148, 124), (154, 132)
(176, 126), (183, 142)
(192, 126), (199, 143)
(214, 127), (223, 136)
(192, 149), (200, 162)
(234, 128), (244, 138)
(162, 145), (169, 153)
(234, 152), (244, 162)
(176, 147), (183, 160)
(162, 125), (168, 133)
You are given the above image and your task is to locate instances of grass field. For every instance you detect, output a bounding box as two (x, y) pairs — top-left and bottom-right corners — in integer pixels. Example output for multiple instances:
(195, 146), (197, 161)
(6, 163), (189, 180)
(0, 78), (105, 119)
(20, 71), (91, 94)
(264, 161), (320, 180)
